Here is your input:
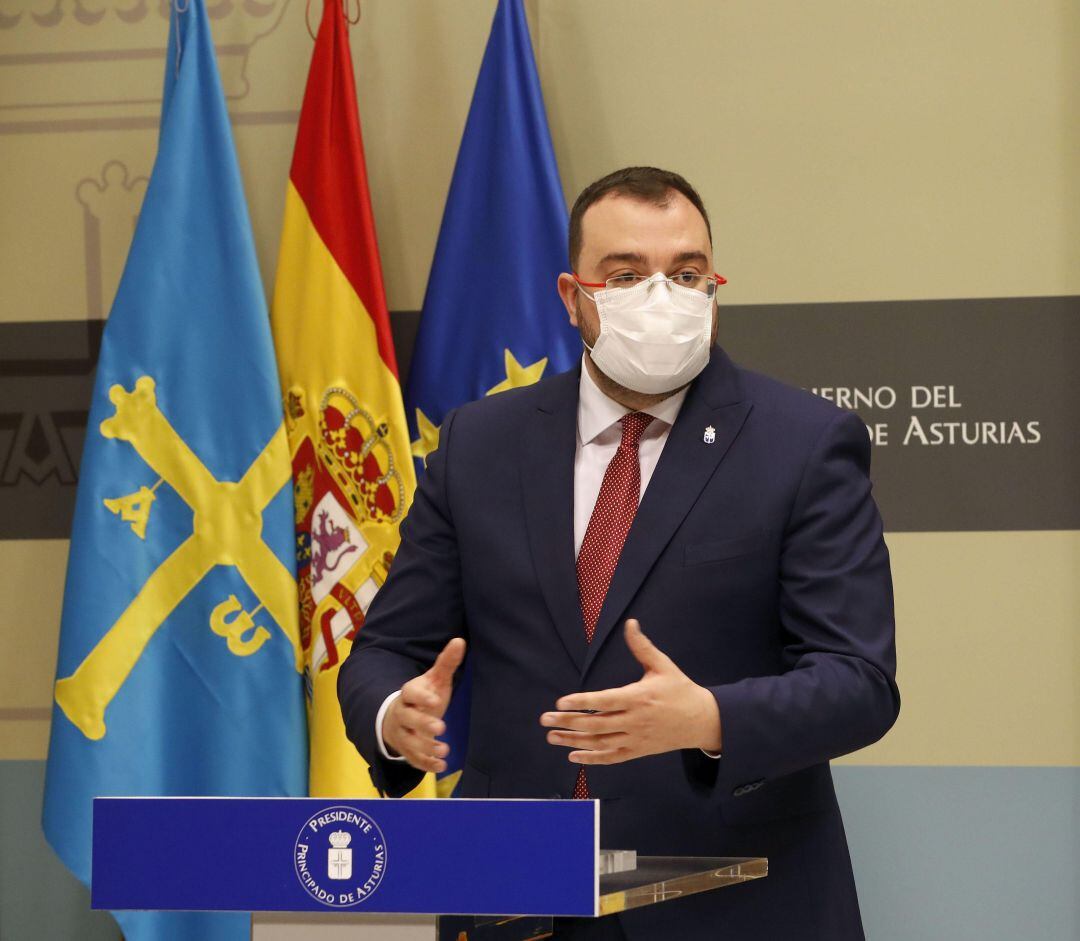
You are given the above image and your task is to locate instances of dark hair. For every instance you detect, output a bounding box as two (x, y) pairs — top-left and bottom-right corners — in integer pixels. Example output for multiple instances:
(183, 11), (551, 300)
(568, 166), (712, 269)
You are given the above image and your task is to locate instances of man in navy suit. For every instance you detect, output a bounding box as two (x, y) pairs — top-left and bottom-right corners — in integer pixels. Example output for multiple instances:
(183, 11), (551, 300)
(339, 166), (899, 939)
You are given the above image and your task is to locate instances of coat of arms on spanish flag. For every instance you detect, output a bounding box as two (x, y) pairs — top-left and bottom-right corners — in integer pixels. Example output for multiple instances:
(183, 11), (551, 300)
(270, 0), (432, 798)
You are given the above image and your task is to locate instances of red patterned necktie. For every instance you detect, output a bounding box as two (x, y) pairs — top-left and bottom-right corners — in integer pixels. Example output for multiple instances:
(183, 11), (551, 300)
(572, 411), (654, 799)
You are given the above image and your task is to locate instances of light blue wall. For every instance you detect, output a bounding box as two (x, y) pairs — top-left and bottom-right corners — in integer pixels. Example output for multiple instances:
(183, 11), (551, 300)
(0, 762), (120, 941)
(835, 766), (1079, 941)
(2, 762), (1077, 940)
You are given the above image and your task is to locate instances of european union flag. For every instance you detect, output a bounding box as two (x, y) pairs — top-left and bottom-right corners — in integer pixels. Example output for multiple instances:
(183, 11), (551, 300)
(404, 0), (580, 796)
(42, 3), (307, 939)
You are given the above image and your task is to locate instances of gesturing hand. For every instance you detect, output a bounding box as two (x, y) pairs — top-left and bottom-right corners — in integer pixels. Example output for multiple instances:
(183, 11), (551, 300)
(383, 637), (466, 774)
(540, 619), (721, 764)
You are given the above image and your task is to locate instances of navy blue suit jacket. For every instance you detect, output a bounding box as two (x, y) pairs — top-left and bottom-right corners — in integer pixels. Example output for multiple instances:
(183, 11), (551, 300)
(339, 348), (899, 940)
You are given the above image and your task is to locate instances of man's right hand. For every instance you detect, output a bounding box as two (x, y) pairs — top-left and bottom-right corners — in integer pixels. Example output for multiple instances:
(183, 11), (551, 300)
(382, 637), (466, 774)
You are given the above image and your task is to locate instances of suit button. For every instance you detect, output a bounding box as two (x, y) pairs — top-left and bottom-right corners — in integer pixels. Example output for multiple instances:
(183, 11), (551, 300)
(550, 792), (563, 799)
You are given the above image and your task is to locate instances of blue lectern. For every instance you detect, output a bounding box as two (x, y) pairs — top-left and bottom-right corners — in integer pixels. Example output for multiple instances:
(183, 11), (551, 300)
(92, 797), (767, 939)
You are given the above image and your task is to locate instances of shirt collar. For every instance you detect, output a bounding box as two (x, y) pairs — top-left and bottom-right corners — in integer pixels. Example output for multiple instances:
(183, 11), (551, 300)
(577, 355), (690, 445)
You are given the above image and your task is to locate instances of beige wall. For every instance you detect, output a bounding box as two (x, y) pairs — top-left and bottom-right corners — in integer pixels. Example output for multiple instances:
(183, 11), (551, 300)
(2, 0), (1078, 770)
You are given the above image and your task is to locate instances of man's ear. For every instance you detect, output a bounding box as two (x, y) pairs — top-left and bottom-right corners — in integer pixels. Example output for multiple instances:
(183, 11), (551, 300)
(556, 273), (580, 326)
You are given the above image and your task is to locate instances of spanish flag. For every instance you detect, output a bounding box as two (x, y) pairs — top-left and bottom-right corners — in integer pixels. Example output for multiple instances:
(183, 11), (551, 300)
(270, 0), (432, 798)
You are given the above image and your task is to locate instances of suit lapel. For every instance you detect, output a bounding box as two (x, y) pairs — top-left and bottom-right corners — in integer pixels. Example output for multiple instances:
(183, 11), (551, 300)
(580, 349), (752, 679)
(520, 366), (588, 672)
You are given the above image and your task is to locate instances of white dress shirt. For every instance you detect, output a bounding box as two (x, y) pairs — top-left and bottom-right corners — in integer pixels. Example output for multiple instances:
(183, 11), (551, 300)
(573, 356), (687, 554)
(376, 359), (720, 760)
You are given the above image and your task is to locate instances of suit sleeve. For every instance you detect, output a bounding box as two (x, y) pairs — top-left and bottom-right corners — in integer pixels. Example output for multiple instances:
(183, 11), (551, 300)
(337, 408), (466, 797)
(707, 409), (900, 794)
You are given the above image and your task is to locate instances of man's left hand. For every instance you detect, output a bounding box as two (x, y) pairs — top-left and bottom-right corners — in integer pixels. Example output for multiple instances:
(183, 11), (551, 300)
(540, 619), (722, 764)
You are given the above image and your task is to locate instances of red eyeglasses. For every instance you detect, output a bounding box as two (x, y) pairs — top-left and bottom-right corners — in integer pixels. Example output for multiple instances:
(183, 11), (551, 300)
(573, 272), (727, 292)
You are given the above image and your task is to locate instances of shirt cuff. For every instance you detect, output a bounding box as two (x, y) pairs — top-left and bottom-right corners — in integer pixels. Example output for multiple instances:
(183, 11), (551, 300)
(375, 689), (408, 762)
(700, 748), (722, 759)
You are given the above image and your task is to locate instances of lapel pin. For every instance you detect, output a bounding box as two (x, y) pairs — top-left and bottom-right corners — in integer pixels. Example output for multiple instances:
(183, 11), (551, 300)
(703, 425), (716, 445)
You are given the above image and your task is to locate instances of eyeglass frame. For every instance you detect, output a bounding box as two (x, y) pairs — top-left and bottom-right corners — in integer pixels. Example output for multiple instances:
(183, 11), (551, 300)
(572, 271), (728, 293)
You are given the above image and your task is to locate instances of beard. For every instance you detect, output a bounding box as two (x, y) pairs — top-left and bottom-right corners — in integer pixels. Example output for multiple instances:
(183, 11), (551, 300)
(574, 297), (718, 406)
(573, 297), (644, 402)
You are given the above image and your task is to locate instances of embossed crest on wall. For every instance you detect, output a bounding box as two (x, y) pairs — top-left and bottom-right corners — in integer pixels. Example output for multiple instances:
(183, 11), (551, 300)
(0, 160), (147, 538)
(0, 0), (291, 130)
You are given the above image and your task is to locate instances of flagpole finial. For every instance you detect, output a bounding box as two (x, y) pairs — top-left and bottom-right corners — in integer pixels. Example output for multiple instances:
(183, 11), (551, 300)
(172, 0), (191, 76)
(305, 0), (360, 39)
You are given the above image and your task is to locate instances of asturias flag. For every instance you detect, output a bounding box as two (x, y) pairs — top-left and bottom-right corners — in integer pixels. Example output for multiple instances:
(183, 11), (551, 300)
(42, 2), (307, 939)
(270, 0), (433, 798)
(405, 0), (581, 796)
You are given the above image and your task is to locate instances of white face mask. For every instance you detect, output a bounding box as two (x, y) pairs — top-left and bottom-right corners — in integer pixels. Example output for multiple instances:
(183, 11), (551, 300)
(581, 272), (714, 395)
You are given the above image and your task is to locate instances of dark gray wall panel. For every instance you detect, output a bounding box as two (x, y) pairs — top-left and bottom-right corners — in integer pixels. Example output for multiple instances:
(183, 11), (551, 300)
(1, 297), (1076, 537)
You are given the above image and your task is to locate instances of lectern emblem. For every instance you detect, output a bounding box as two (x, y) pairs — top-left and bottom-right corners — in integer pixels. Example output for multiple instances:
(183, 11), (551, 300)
(327, 830), (353, 880)
(294, 805), (387, 907)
